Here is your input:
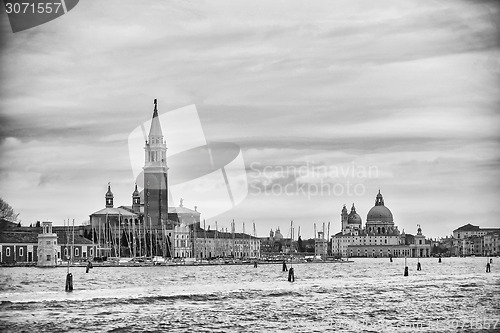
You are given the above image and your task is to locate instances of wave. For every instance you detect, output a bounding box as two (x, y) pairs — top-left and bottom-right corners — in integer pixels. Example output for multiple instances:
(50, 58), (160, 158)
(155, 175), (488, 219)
(0, 289), (305, 310)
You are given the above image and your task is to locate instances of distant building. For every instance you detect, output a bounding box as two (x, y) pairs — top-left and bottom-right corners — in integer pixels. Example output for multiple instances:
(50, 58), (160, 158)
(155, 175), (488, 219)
(484, 232), (500, 256)
(331, 191), (431, 258)
(452, 224), (500, 239)
(0, 222), (95, 265)
(193, 224), (260, 259)
(451, 224), (500, 256)
(314, 231), (328, 257)
(260, 227), (291, 254)
(37, 221), (58, 267)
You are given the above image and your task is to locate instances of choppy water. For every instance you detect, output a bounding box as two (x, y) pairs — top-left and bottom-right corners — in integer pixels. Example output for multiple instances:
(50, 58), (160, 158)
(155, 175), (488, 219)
(0, 257), (499, 332)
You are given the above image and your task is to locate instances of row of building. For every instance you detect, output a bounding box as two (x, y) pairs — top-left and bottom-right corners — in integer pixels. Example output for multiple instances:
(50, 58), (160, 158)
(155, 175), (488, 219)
(0, 220), (96, 266)
(1, 100), (497, 265)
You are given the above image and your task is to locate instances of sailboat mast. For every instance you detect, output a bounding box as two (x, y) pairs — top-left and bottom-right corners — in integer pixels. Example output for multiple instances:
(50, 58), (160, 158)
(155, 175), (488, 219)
(314, 223), (317, 258)
(72, 219), (75, 264)
(327, 222), (330, 256)
(290, 220), (293, 268)
(204, 220), (207, 259)
(215, 221), (218, 258)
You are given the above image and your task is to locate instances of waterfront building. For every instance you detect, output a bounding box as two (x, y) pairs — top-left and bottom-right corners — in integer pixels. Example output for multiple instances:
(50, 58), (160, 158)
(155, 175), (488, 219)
(314, 231), (328, 257)
(331, 191), (431, 258)
(452, 224), (500, 239)
(37, 221), (58, 267)
(483, 232), (500, 256)
(193, 224), (260, 259)
(451, 224), (500, 256)
(0, 222), (95, 265)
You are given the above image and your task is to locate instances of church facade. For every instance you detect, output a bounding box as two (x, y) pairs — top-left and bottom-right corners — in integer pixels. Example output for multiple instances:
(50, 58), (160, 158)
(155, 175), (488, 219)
(89, 100), (200, 259)
(88, 100), (259, 260)
(331, 191), (431, 258)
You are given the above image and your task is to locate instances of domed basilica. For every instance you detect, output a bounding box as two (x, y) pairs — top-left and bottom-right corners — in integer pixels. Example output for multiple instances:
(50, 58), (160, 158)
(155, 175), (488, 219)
(332, 191), (430, 258)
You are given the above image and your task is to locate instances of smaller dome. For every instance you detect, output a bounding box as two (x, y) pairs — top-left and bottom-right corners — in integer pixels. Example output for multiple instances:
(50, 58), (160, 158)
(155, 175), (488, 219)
(105, 184), (113, 198)
(348, 213), (362, 224)
(347, 204), (362, 224)
(132, 184), (140, 197)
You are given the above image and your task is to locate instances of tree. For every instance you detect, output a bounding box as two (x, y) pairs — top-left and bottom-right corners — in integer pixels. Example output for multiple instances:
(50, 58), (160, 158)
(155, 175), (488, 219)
(0, 197), (19, 221)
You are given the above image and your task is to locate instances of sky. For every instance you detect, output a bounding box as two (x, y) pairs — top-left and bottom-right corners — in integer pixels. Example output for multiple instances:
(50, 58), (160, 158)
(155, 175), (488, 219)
(0, 0), (499, 239)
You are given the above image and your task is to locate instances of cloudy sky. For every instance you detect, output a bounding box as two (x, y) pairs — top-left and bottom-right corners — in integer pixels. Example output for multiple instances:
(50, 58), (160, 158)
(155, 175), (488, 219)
(1, 0), (499, 239)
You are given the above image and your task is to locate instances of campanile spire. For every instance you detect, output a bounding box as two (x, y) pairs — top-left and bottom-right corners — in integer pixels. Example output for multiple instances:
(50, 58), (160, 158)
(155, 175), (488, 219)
(143, 99), (168, 227)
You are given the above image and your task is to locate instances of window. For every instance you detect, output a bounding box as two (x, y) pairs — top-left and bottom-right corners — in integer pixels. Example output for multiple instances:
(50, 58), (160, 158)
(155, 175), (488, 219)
(19, 248), (24, 256)
(90, 248), (94, 257)
(64, 248), (68, 256)
(6, 248), (11, 257)
(46, 255), (51, 261)
(46, 241), (51, 245)
(75, 248), (79, 256)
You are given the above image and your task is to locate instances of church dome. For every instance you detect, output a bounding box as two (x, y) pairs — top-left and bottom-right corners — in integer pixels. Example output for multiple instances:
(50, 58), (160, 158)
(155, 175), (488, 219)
(366, 190), (393, 223)
(347, 204), (362, 224)
(367, 205), (393, 222)
(348, 213), (362, 224)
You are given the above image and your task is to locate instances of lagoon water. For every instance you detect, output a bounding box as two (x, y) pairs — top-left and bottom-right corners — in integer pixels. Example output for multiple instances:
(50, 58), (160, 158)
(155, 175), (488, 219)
(0, 257), (499, 332)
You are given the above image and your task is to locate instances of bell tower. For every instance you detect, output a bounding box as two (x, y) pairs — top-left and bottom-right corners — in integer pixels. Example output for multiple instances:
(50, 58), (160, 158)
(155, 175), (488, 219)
(341, 204), (348, 234)
(143, 99), (168, 228)
(105, 183), (114, 208)
(132, 183), (141, 213)
(375, 189), (384, 206)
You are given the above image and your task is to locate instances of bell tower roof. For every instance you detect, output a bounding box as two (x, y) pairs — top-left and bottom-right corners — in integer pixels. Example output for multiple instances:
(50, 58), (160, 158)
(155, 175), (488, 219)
(148, 99), (163, 139)
(105, 183), (113, 198)
(105, 183), (114, 208)
(132, 183), (140, 197)
(375, 189), (384, 206)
